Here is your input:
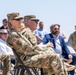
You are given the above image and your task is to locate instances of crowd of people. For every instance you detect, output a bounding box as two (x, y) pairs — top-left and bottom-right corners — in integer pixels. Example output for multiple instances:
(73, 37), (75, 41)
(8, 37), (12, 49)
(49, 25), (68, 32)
(0, 12), (76, 75)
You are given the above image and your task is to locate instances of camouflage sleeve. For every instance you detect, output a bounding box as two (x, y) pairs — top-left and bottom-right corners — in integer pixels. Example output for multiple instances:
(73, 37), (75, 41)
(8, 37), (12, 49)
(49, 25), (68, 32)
(25, 28), (37, 46)
(69, 34), (73, 44)
(69, 32), (76, 48)
(7, 31), (22, 49)
(7, 31), (35, 54)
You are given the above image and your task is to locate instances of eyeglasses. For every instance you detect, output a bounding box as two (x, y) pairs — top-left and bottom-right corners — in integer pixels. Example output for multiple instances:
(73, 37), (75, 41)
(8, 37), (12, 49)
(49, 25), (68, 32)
(54, 28), (60, 30)
(15, 19), (21, 21)
(0, 33), (8, 35)
(32, 20), (38, 23)
(12, 19), (21, 21)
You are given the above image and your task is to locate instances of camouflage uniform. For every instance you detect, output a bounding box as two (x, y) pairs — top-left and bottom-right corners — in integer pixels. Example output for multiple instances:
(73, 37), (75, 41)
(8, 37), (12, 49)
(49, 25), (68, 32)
(18, 23), (41, 75)
(0, 54), (11, 75)
(7, 13), (68, 75)
(69, 31), (76, 51)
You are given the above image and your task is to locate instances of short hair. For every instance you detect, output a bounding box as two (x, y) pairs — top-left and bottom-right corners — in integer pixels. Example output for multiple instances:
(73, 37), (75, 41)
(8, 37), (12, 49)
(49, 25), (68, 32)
(2, 19), (7, 22)
(50, 24), (60, 30)
(39, 21), (43, 25)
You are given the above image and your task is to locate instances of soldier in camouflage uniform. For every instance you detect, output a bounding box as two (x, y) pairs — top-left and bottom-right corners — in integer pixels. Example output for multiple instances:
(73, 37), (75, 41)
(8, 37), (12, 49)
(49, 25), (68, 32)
(18, 22), (41, 75)
(69, 31), (76, 51)
(7, 12), (68, 75)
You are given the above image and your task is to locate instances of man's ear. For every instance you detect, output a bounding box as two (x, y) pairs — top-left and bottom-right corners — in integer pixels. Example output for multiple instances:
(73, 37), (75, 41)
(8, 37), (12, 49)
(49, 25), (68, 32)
(9, 19), (12, 23)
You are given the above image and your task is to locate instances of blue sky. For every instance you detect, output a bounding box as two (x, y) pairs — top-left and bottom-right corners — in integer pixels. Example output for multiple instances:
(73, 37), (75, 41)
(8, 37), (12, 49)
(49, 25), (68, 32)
(0, 0), (76, 41)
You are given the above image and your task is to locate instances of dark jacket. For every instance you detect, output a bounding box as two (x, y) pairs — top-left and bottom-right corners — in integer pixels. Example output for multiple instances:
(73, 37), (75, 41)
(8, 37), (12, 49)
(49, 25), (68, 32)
(42, 33), (71, 56)
(0, 26), (8, 29)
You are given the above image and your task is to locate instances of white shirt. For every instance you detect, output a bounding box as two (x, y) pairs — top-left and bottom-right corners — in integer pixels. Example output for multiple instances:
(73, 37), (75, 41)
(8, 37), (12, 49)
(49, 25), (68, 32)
(54, 36), (62, 55)
(0, 38), (13, 55)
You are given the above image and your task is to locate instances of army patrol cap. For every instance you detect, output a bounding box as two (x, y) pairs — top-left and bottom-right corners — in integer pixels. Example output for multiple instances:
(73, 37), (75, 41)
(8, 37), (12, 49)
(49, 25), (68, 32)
(7, 12), (23, 20)
(24, 15), (39, 22)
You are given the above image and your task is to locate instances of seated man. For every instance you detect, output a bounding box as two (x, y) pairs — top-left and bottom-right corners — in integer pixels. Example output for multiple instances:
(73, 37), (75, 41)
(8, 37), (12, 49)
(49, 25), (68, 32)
(41, 24), (76, 75)
(0, 29), (15, 75)
(0, 19), (8, 29)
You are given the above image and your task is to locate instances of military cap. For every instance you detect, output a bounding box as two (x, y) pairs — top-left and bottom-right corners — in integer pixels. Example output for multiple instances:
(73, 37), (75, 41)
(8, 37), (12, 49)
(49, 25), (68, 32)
(24, 15), (39, 22)
(7, 12), (23, 20)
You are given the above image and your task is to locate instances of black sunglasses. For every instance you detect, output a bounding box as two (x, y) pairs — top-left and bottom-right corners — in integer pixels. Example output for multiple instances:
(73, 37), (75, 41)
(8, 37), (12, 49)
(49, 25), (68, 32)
(32, 20), (38, 23)
(0, 33), (8, 35)
(12, 19), (21, 21)
(15, 19), (21, 21)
